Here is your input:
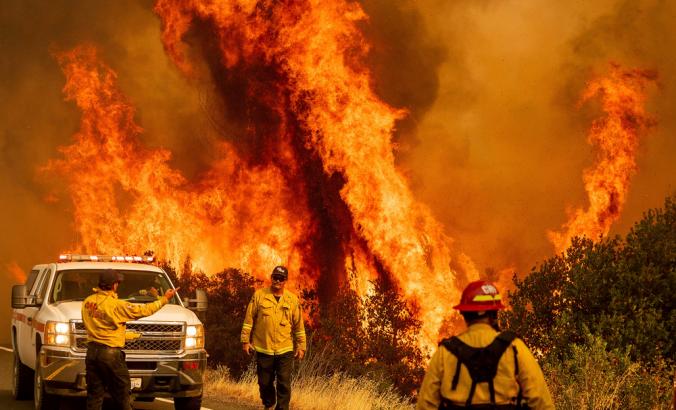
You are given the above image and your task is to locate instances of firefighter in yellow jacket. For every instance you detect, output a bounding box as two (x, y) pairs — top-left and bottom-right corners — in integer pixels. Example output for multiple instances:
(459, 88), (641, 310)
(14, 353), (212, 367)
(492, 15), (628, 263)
(241, 266), (306, 410)
(417, 280), (554, 410)
(82, 269), (178, 410)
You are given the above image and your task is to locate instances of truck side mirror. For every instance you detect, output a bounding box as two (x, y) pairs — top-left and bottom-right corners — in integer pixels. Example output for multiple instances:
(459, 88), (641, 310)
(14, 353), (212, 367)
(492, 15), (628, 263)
(186, 289), (208, 312)
(12, 285), (27, 309)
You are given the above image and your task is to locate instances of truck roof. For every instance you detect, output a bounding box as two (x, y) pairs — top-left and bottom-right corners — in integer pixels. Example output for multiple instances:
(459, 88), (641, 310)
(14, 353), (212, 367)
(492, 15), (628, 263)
(54, 262), (164, 272)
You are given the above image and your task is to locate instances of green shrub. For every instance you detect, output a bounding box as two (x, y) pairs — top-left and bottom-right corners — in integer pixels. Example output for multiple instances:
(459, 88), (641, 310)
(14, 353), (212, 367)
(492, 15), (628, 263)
(501, 195), (675, 365)
(543, 331), (672, 410)
(502, 195), (675, 409)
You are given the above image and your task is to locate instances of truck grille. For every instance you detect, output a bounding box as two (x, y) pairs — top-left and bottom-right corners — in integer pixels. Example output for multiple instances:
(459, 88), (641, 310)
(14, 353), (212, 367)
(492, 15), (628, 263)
(73, 322), (182, 334)
(72, 320), (185, 353)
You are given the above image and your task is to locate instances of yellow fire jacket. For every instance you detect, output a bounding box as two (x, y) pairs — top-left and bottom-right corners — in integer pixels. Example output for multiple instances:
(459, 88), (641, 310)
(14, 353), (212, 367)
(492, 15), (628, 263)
(417, 323), (554, 410)
(241, 287), (306, 355)
(82, 288), (168, 348)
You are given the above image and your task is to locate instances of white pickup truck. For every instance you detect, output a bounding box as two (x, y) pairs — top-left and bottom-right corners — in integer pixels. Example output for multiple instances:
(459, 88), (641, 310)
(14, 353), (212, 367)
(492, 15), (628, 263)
(10, 254), (208, 410)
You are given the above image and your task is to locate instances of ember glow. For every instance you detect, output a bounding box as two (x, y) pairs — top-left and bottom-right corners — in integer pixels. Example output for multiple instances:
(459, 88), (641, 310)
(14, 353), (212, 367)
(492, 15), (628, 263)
(46, 0), (482, 347)
(548, 64), (657, 254)
(6, 261), (26, 284)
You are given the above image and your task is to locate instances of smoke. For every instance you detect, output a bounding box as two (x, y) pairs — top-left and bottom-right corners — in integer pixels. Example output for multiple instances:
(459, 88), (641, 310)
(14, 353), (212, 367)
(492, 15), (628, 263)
(1, 0), (675, 344)
(358, 1), (447, 149)
(0, 0), (206, 343)
(396, 0), (676, 275)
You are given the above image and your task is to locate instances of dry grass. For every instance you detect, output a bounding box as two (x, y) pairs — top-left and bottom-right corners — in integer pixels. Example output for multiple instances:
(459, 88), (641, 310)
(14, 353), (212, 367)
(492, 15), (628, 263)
(203, 339), (674, 410)
(542, 334), (674, 410)
(203, 364), (413, 410)
(203, 366), (259, 406)
(546, 361), (641, 410)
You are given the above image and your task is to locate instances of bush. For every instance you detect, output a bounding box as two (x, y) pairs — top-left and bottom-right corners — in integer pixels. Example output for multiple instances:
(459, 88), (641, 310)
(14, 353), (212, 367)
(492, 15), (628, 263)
(162, 259), (426, 395)
(502, 195), (675, 409)
(543, 331), (672, 410)
(303, 277), (426, 396)
(501, 195), (675, 365)
(162, 260), (261, 378)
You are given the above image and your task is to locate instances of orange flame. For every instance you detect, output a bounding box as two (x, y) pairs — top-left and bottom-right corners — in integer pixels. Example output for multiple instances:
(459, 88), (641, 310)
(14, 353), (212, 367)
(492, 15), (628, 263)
(45, 45), (314, 285)
(6, 261), (27, 283)
(154, 0), (480, 346)
(548, 64), (656, 253)
(44, 0), (480, 349)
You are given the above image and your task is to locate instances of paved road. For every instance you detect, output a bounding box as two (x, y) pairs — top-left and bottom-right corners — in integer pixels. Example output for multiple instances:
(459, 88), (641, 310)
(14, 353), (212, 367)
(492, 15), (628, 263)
(0, 346), (244, 410)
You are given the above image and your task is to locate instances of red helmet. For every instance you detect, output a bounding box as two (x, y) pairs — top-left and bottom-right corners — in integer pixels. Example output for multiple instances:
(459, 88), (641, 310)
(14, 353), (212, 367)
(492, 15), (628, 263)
(453, 280), (505, 311)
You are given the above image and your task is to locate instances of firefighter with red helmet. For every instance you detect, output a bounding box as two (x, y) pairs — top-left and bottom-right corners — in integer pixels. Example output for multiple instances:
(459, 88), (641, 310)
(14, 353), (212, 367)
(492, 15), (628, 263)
(417, 280), (554, 410)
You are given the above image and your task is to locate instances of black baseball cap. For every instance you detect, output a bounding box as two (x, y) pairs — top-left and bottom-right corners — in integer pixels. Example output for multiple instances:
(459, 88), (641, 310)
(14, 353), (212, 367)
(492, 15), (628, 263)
(271, 266), (288, 280)
(99, 269), (124, 287)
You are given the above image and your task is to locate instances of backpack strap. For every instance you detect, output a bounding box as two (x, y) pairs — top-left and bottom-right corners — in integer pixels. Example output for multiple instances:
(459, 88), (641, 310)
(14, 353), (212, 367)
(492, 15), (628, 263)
(441, 337), (469, 391)
(499, 331), (524, 408)
(486, 378), (496, 408)
(466, 380), (478, 407)
(495, 330), (517, 346)
(451, 357), (463, 390)
(440, 331), (518, 407)
(484, 331), (516, 406)
(441, 336), (476, 404)
(512, 344), (523, 409)
(440, 336), (483, 406)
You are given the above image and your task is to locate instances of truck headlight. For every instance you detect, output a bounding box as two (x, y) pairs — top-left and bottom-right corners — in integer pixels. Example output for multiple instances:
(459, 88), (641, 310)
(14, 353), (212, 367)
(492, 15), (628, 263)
(185, 324), (204, 349)
(46, 321), (71, 347)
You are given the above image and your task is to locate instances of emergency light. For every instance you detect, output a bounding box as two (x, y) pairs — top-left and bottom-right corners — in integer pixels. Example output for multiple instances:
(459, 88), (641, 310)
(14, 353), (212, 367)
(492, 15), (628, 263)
(58, 254), (155, 263)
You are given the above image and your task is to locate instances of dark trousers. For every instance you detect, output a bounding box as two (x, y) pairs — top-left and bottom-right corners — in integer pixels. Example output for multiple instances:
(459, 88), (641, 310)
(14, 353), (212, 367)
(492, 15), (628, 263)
(440, 401), (522, 409)
(256, 351), (294, 410)
(85, 343), (131, 410)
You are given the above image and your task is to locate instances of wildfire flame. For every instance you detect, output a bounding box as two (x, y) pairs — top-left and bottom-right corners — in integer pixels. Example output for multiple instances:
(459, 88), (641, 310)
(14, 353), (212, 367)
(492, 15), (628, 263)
(6, 261), (27, 283)
(45, 0), (481, 348)
(548, 64), (656, 254)
(46, 45), (313, 281)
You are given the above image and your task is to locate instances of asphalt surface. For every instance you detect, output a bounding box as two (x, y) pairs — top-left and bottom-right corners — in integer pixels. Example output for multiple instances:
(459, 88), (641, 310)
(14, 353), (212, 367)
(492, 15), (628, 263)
(0, 346), (252, 410)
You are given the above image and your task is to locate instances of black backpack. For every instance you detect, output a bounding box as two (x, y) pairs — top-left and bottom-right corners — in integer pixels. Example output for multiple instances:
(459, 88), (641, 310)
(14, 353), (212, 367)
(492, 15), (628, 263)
(438, 331), (524, 409)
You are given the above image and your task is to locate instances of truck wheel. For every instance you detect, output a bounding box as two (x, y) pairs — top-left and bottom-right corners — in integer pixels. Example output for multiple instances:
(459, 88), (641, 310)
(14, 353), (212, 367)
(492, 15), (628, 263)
(12, 351), (34, 400)
(33, 362), (59, 410)
(174, 395), (202, 410)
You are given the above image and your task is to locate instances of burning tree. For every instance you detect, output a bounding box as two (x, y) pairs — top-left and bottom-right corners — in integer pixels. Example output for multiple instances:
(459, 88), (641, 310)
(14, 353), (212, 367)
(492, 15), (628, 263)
(40, 1), (659, 360)
(44, 0), (482, 350)
(548, 64), (657, 253)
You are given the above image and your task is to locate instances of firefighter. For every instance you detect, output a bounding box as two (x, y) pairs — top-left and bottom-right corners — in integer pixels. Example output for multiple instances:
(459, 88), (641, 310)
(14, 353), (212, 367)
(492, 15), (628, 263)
(81, 269), (178, 410)
(241, 266), (306, 410)
(417, 280), (554, 410)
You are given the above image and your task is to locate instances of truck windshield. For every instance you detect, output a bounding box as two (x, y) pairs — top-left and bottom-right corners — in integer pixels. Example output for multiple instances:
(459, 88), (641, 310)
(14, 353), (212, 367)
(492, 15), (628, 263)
(50, 269), (178, 305)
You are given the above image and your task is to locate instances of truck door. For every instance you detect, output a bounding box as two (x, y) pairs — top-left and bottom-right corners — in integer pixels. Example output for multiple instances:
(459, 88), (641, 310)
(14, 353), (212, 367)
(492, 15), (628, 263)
(18, 266), (52, 369)
(14, 268), (39, 363)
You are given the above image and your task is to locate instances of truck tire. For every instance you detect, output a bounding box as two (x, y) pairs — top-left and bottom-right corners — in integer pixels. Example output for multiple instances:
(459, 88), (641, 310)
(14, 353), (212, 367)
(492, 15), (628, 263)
(174, 395), (202, 410)
(12, 350), (34, 400)
(34, 361), (59, 410)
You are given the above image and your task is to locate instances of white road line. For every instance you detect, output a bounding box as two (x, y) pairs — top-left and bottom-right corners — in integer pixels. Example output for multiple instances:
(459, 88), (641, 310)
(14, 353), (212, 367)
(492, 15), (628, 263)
(155, 397), (212, 410)
(0, 346), (13, 352)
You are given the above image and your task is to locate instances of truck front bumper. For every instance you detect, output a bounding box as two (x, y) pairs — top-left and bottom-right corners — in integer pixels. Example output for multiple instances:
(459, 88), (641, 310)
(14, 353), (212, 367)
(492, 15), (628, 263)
(40, 347), (207, 398)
